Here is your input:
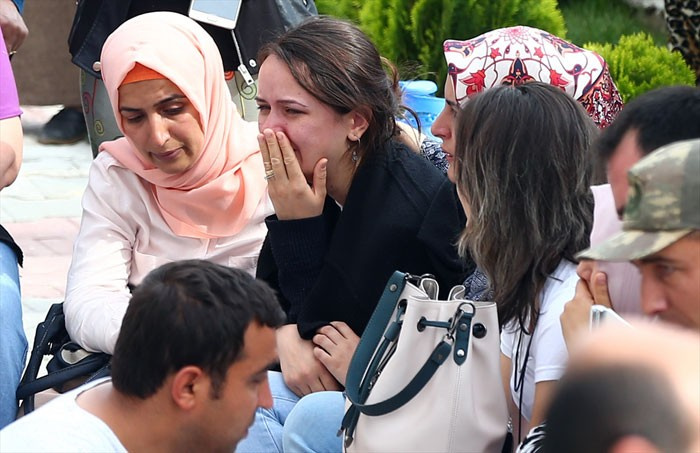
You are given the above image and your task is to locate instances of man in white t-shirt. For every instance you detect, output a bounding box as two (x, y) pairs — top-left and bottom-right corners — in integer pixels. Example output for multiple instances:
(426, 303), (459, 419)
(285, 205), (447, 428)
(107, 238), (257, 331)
(0, 259), (285, 452)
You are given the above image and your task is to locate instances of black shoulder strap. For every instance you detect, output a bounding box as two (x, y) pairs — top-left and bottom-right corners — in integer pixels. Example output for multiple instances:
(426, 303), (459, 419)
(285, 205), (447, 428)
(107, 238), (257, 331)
(15, 303), (110, 414)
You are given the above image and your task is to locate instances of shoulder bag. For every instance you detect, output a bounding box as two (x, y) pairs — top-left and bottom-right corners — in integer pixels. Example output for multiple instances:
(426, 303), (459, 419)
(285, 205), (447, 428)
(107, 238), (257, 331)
(341, 271), (508, 452)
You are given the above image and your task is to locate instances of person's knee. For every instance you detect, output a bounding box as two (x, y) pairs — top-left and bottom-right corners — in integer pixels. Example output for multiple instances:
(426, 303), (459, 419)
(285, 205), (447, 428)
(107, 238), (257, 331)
(283, 391), (345, 453)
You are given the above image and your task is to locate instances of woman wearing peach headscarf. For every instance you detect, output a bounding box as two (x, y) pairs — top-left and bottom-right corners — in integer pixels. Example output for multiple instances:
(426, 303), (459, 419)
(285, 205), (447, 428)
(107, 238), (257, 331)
(64, 12), (272, 354)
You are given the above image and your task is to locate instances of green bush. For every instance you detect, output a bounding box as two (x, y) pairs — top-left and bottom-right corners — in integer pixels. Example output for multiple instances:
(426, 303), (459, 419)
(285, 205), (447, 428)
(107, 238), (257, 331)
(316, 0), (566, 91)
(410, 0), (566, 88)
(314, 0), (361, 22)
(585, 33), (695, 103)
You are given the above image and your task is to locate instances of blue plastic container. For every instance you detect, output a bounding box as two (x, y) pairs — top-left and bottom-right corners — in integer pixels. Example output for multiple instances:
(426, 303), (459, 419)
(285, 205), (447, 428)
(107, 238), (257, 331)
(399, 80), (444, 141)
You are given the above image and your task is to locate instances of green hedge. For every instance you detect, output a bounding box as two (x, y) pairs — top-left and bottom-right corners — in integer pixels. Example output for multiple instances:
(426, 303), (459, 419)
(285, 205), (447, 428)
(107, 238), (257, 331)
(585, 33), (695, 103)
(315, 0), (566, 91)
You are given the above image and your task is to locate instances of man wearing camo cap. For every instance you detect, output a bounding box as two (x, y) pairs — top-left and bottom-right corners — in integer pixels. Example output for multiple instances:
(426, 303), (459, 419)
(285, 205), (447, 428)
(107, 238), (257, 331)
(578, 138), (700, 330)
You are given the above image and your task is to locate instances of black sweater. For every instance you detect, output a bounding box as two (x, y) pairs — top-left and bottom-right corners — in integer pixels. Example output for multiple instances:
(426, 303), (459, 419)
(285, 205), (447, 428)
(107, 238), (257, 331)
(256, 141), (471, 338)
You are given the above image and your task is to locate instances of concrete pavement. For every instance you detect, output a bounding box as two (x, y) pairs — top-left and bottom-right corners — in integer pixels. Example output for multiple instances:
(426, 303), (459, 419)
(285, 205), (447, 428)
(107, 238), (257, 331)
(1, 105), (92, 350)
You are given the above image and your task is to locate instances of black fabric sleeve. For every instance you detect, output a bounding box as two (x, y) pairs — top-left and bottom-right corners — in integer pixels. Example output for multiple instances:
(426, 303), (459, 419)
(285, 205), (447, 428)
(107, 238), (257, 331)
(0, 225), (22, 267)
(264, 214), (329, 322)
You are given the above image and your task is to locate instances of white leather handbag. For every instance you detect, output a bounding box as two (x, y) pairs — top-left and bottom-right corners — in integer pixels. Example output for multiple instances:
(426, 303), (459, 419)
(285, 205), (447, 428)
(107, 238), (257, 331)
(341, 271), (508, 453)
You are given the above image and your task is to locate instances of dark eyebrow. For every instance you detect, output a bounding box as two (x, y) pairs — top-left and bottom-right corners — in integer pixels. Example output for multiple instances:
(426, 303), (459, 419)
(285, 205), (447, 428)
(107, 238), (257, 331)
(254, 96), (308, 109)
(634, 255), (681, 269)
(119, 94), (186, 113)
(638, 255), (672, 264)
(446, 99), (460, 110)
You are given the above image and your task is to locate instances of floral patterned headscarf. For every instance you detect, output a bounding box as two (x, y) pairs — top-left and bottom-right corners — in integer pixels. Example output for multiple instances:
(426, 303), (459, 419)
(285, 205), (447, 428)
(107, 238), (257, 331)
(444, 26), (623, 128)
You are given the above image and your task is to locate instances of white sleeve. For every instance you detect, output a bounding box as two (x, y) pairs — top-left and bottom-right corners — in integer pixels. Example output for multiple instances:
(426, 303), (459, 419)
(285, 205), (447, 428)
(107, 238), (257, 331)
(530, 275), (577, 383)
(64, 157), (138, 354)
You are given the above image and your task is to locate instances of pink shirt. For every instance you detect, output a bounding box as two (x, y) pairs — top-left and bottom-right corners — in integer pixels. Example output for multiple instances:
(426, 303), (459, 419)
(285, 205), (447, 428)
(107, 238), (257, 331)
(64, 153), (273, 354)
(590, 184), (643, 316)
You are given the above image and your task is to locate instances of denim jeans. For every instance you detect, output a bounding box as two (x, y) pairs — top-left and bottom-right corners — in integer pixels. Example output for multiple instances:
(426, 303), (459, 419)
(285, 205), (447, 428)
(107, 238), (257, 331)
(236, 371), (345, 453)
(283, 390), (344, 453)
(0, 242), (27, 428)
(236, 371), (300, 453)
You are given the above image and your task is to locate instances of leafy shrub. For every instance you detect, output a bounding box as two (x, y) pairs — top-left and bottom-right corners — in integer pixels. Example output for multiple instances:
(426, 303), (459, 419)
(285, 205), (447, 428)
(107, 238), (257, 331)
(409, 0), (566, 87)
(585, 33), (695, 103)
(314, 0), (361, 22)
(316, 0), (566, 91)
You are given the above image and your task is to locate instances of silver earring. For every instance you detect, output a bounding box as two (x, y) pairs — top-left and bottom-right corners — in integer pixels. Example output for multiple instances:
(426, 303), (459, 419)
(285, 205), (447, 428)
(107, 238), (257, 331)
(351, 135), (360, 162)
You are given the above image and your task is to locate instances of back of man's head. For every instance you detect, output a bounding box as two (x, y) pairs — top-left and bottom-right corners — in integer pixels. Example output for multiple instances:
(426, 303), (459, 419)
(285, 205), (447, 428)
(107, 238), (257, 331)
(543, 323), (700, 453)
(597, 86), (700, 162)
(543, 364), (692, 453)
(110, 259), (285, 399)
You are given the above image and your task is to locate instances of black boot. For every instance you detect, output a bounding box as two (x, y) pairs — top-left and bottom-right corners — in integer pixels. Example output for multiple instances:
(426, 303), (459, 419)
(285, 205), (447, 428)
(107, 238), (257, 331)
(38, 107), (87, 145)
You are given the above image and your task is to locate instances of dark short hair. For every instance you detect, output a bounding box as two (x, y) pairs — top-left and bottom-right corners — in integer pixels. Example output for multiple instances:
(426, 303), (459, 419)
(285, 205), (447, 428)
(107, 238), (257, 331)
(597, 86), (700, 162)
(258, 16), (401, 165)
(453, 82), (595, 329)
(111, 260), (285, 399)
(543, 364), (693, 453)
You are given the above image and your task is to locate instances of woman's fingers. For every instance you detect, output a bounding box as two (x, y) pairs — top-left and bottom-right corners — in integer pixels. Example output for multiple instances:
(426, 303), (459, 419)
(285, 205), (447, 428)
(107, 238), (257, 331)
(257, 133), (276, 183)
(261, 129), (287, 180)
(312, 158), (328, 201)
(318, 371), (342, 392)
(258, 129), (327, 219)
(313, 332), (336, 352)
(257, 134), (271, 169)
(276, 131), (304, 181)
(329, 321), (356, 339)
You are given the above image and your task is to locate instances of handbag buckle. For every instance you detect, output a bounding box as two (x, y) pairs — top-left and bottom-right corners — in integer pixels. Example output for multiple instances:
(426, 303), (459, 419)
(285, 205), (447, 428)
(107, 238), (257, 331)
(449, 302), (475, 365)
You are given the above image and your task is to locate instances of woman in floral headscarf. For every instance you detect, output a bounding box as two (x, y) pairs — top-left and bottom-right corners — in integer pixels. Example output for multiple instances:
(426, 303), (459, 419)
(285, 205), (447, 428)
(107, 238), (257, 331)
(64, 12), (272, 355)
(426, 27), (631, 452)
(425, 25), (623, 180)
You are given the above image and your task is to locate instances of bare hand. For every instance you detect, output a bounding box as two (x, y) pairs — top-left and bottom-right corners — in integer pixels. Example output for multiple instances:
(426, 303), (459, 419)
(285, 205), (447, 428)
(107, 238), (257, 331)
(259, 129), (327, 220)
(576, 260), (613, 309)
(561, 279), (595, 350)
(561, 261), (614, 350)
(276, 324), (342, 396)
(312, 321), (360, 386)
(0, 0), (28, 54)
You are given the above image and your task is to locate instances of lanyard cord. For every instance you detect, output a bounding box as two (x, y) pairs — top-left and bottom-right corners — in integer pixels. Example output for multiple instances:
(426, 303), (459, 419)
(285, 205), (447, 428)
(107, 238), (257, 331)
(512, 327), (535, 445)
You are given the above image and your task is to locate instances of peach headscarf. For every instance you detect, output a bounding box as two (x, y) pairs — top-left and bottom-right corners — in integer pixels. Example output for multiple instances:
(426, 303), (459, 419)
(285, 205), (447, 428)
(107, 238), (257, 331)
(99, 12), (265, 239)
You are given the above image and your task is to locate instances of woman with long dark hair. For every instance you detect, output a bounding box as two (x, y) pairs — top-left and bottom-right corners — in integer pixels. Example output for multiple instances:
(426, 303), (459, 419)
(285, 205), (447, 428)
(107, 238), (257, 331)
(452, 82), (596, 447)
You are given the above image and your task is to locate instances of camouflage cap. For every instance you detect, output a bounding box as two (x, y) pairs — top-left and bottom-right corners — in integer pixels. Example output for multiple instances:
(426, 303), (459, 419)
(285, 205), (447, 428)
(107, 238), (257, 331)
(578, 138), (700, 261)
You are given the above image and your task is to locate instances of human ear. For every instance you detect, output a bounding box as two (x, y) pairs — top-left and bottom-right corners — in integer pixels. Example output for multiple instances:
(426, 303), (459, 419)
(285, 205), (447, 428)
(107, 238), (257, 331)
(170, 366), (206, 411)
(347, 108), (370, 141)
